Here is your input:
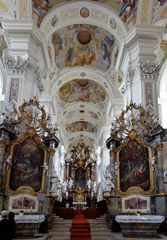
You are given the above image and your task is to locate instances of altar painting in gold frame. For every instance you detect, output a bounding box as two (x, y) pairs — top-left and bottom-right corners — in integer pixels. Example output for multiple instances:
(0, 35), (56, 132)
(116, 132), (154, 195)
(6, 128), (48, 193)
(8, 194), (38, 213)
(122, 194), (150, 213)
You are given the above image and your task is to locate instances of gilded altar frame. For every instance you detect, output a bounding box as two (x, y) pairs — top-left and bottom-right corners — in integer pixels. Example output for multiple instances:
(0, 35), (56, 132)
(6, 127), (48, 194)
(116, 130), (154, 195)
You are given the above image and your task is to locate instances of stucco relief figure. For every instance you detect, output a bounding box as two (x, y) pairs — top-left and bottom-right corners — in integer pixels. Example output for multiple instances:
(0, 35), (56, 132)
(50, 175), (61, 197)
(93, 181), (97, 193)
(163, 169), (167, 182)
(87, 178), (92, 190)
(68, 178), (74, 190)
(104, 173), (115, 192)
(62, 180), (68, 193)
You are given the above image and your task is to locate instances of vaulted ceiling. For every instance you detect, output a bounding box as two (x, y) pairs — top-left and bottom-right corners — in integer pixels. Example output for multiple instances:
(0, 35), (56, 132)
(33, 0), (135, 152)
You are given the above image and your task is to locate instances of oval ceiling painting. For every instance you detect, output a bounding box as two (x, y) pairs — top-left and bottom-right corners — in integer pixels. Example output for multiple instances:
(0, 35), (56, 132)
(59, 79), (106, 103)
(66, 121), (97, 134)
(51, 24), (119, 71)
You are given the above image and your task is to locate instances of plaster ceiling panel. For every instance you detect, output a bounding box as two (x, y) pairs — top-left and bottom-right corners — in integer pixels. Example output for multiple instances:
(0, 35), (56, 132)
(51, 24), (119, 71)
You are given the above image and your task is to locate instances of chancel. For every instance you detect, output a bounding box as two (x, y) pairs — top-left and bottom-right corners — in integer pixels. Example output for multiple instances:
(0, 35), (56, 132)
(0, 1), (167, 240)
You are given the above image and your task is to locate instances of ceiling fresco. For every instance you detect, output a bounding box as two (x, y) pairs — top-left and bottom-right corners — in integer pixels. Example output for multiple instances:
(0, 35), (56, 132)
(66, 121), (97, 134)
(64, 110), (100, 121)
(32, 0), (138, 26)
(59, 79), (107, 104)
(51, 24), (119, 71)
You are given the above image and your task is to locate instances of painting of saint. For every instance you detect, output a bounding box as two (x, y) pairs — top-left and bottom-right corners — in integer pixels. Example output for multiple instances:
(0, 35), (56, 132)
(119, 140), (150, 192)
(75, 167), (86, 189)
(9, 138), (45, 191)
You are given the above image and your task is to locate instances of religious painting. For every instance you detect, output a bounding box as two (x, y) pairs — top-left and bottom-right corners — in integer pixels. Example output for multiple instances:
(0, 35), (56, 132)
(116, 138), (153, 194)
(7, 136), (47, 192)
(66, 121), (97, 134)
(9, 78), (20, 103)
(74, 167), (86, 189)
(9, 194), (38, 213)
(32, 0), (49, 26)
(51, 24), (119, 71)
(59, 79), (106, 104)
(122, 195), (150, 213)
(163, 143), (167, 182)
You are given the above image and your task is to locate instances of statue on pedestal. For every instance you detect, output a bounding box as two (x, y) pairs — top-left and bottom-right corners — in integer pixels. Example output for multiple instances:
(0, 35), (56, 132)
(87, 178), (92, 190)
(104, 173), (115, 192)
(50, 174), (62, 200)
(68, 178), (74, 190)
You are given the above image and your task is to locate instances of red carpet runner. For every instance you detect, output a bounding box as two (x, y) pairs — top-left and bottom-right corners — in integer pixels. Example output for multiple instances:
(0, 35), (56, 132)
(70, 210), (91, 240)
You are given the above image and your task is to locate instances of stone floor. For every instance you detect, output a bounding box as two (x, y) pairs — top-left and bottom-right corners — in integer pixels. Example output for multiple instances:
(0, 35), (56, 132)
(14, 232), (167, 240)
(14, 214), (167, 240)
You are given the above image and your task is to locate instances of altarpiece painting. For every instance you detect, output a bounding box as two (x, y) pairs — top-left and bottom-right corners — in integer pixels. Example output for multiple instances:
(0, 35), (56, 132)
(116, 136), (153, 194)
(74, 167), (86, 189)
(7, 133), (47, 193)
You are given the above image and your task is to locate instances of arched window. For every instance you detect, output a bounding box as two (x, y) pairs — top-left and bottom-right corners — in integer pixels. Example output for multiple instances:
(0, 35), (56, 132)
(158, 61), (167, 129)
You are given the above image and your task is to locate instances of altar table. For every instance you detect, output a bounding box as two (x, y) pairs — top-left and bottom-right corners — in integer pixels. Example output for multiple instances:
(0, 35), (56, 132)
(115, 215), (165, 238)
(15, 215), (45, 237)
(15, 214), (45, 223)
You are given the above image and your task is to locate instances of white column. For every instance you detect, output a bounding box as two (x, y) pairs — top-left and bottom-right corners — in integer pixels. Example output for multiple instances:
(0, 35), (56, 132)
(120, 25), (163, 116)
(1, 20), (49, 109)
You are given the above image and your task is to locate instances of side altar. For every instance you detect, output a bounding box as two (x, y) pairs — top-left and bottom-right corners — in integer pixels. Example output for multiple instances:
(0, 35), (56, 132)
(116, 215), (165, 238)
(106, 103), (166, 236)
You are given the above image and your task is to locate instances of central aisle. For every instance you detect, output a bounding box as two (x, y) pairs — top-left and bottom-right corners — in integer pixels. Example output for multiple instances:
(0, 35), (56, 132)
(70, 210), (91, 240)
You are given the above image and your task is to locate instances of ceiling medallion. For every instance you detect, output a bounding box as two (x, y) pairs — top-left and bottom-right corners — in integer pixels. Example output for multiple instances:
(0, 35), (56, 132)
(51, 15), (59, 27)
(57, 79), (62, 86)
(80, 72), (86, 77)
(80, 7), (90, 18)
(110, 18), (117, 29)
(77, 30), (91, 44)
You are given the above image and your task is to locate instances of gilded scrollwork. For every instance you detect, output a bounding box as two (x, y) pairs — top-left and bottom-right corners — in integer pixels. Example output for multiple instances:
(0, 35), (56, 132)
(2, 97), (58, 139)
(110, 102), (165, 142)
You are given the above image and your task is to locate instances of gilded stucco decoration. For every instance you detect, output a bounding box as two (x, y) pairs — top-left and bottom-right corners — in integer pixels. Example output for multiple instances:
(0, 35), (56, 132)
(110, 102), (165, 142)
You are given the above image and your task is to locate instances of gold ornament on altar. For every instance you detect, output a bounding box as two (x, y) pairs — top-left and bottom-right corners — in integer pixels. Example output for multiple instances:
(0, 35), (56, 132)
(74, 187), (86, 202)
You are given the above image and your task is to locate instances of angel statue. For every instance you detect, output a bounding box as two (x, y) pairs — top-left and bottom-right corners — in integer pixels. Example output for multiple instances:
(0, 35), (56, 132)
(104, 173), (115, 192)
